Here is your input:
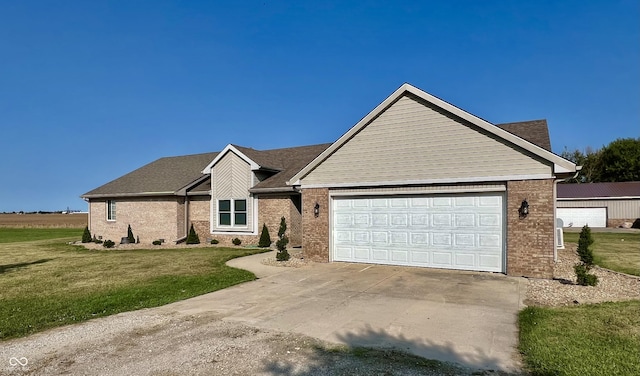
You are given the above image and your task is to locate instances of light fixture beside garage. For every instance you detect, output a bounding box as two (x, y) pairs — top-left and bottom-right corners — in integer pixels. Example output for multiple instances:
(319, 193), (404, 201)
(519, 199), (529, 218)
(314, 202), (320, 217)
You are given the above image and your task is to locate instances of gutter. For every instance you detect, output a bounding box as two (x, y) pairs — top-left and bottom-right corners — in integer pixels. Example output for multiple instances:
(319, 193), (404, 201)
(249, 187), (297, 194)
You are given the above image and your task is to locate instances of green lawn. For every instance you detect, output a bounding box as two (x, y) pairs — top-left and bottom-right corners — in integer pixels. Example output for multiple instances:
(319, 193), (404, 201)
(564, 231), (640, 276)
(0, 230), (266, 340)
(519, 301), (640, 376)
(0, 227), (83, 243)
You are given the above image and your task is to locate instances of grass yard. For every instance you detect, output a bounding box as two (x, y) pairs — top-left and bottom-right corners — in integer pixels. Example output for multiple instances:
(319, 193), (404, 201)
(0, 230), (266, 340)
(564, 231), (640, 276)
(519, 301), (640, 376)
(0, 227), (83, 243)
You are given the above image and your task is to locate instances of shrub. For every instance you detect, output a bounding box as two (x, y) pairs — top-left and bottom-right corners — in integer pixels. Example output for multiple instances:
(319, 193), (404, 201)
(577, 225), (595, 266)
(82, 226), (92, 243)
(575, 263), (599, 286)
(127, 224), (135, 244)
(210, 239), (219, 245)
(186, 224), (200, 244)
(152, 240), (162, 246)
(574, 225), (598, 286)
(258, 223), (272, 248)
(276, 216), (290, 261)
(232, 238), (242, 246)
(103, 240), (115, 248)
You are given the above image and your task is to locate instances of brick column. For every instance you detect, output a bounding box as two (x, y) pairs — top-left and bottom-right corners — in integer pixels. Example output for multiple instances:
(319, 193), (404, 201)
(302, 188), (330, 262)
(506, 179), (555, 278)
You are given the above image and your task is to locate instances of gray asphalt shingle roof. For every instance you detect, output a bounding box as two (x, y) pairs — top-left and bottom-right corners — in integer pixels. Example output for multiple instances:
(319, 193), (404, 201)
(81, 152), (218, 198)
(82, 119), (553, 198)
(495, 119), (552, 152)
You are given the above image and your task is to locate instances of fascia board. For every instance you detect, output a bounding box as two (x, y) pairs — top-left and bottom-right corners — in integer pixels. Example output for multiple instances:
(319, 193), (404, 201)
(81, 192), (176, 199)
(175, 175), (210, 196)
(288, 83), (577, 184)
(201, 144), (260, 174)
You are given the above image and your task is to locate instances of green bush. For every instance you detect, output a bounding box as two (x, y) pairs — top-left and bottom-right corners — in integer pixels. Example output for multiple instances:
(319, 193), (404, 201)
(82, 226), (92, 243)
(103, 240), (115, 248)
(574, 225), (598, 286)
(577, 225), (595, 266)
(152, 240), (162, 246)
(258, 223), (272, 248)
(186, 224), (200, 245)
(127, 224), (135, 244)
(210, 239), (219, 245)
(276, 216), (290, 261)
(232, 238), (241, 246)
(575, 263), (599, 286)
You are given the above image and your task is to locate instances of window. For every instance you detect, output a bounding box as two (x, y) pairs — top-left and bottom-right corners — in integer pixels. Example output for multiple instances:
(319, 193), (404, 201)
(107, 200), (116, 221)
(234, 199), (247, 225)
(218, 199), (247, 227)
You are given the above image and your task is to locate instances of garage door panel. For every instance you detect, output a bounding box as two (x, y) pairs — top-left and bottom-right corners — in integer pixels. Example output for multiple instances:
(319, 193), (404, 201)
(432, 252), (453, 266)
(332, 193), (504, 273)
(455, 253), (475, 267)
(354, 248), (370, 260)
(454, 233), (475, 247)
(411, 251), (429, 263)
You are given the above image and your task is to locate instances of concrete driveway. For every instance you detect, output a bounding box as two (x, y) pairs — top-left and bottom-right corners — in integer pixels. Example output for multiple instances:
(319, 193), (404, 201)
(159, 251), (527, 372)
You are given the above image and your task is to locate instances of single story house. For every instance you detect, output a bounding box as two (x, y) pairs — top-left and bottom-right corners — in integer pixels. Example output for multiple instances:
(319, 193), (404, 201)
(82, 83), (578, 278)
(557, 182), (640, 228)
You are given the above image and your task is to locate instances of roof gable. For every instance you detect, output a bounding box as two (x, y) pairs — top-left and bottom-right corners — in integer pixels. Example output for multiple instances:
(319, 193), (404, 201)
(289, 83), (577, 185)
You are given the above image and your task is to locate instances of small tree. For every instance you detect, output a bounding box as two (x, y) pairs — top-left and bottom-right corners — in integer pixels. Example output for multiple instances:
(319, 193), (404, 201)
(82, 226), (92, 243)
(577, 225), (595, 266)
(186, 224), (200, 244)
(127, 224), (135, 244)
(574, 225), (598, 286)
(276, 216), (290, 261)
(258, 223), (272, 248)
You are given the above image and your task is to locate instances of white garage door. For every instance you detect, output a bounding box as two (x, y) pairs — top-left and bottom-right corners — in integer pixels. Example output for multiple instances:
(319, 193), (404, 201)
(556, 208), (606, 228)
(332, 194), (504, 273)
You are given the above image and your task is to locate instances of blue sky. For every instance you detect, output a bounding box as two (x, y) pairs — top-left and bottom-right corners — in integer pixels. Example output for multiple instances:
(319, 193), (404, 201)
(0, 1), (638, 212)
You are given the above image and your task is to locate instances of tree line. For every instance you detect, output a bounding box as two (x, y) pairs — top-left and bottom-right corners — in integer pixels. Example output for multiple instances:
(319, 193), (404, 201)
(560, 137), (640, 183)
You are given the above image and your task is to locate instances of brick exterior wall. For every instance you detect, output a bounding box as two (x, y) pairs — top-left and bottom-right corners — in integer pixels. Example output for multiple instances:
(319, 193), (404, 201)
(189, 194), (303, 248)
(88, 197), (179, 244)
(301, 188), (330, 262)
(506, 179), (555, 279)
(256, 194), (302, 247)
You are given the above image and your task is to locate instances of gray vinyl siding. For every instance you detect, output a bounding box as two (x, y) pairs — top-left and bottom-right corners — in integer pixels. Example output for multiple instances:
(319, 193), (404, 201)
(301, 95), (552, 186)
(557, 199), (640, 219)
(211, 151), (254, 231)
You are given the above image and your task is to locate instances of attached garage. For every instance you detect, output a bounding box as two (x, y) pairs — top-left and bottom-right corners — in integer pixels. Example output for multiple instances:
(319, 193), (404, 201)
(331, 193), (504, 272)
(292, 83), (578, 279)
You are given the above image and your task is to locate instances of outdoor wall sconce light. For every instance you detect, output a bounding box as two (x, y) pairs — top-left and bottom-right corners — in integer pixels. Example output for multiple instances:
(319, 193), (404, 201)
(314, 202), (320, 217)
(519, 199), (529, 218)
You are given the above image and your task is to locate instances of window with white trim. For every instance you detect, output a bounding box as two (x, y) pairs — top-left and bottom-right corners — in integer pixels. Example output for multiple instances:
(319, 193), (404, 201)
(218, 199), (247, 227)
(107, 200), (116, 221)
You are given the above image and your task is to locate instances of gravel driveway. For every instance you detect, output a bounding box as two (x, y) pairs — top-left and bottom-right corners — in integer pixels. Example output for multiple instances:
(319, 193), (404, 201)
(1, 307), (512, 376)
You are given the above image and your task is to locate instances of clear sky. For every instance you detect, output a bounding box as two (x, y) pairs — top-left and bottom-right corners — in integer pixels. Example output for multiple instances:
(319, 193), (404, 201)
(1, 1), (638, 212)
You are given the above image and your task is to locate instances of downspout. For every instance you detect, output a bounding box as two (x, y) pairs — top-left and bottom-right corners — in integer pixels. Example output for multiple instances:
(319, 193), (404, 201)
(553, 167), (582, 261)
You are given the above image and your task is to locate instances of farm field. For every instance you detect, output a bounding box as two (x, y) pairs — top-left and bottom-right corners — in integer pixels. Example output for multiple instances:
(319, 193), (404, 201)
(0, 213), (87, 228)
